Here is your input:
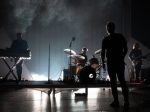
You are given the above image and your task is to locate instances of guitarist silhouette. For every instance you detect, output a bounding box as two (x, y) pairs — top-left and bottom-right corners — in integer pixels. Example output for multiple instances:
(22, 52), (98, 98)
(129, 43), (150, 82)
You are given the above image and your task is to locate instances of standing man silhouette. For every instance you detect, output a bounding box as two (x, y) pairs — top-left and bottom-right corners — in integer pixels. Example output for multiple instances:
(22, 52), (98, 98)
(101, 21), (129, 108)
(11, 32), (29, 81)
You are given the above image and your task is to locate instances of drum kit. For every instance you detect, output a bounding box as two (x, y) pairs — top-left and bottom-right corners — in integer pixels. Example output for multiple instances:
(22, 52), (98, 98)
(63, 48), (109, 82)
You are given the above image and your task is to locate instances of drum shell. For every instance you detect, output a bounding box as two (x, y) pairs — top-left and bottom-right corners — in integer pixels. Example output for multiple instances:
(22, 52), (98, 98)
(69, 66), (77, 75)
(78, 66), (96, 83)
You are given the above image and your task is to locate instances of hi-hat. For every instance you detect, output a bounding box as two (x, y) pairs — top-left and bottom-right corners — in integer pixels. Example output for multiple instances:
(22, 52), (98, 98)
(64, 49), (76, 55)
(69, 54), (85, 60)
(95, 49), (102, 54)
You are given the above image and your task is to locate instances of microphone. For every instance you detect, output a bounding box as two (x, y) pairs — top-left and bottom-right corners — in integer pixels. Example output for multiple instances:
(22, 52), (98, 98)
(69, 37), (76, 47)
(72, 37), (76, 41)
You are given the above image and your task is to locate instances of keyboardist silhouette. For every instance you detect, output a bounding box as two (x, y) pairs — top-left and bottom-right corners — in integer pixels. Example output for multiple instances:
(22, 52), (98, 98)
(10, 32), (29, 81)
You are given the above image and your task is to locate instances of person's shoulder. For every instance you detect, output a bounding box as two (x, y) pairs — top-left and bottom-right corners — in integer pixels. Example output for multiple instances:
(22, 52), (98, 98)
(129, 49), (134, 53)
(115, 33), (124, 37)
(103, 35), (109, 40)
(13, 39), (18, 41)
(115, 33), (126, 40)
(12, 39), (17, 43)
(22, 39), (28, 42)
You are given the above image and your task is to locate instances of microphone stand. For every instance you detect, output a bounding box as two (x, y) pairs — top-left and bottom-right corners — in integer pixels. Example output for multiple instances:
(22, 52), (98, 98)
(69, 39), (74, 81)
(48, 43), (51, 83)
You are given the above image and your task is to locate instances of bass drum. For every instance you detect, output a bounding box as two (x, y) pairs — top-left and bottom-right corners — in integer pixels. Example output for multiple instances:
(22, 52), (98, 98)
(78, 66), (96, 83)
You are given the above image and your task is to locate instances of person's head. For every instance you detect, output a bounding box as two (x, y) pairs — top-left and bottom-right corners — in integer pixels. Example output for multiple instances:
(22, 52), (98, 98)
(89, 58), (99, 69)
(16, 32), (22, 40)
(133, 43), (140, 49)
(106, 21), (115, 34)
(81, 47), (88, 54)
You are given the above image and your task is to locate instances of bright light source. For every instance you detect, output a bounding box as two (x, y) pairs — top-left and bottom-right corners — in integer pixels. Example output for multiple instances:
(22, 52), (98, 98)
(106, 75), (110, 81)
(31, 73), (48, 81)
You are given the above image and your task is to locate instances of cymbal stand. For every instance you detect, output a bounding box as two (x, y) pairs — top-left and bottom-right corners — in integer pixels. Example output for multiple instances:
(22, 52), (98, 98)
(69, 37), (75, 81)
(48, 43), (51, 83)
(69, 41), (73, 81)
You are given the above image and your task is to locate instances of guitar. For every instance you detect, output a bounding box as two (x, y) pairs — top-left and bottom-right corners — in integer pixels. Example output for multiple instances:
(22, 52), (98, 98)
(131, 52), (150, 65)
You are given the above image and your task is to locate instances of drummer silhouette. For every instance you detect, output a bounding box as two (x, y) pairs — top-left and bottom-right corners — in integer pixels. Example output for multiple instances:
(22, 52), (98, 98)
(76, 47), (88, 67)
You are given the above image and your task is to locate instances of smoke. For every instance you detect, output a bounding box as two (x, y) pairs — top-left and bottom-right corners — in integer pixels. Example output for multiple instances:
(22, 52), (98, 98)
(0, 0), (128, 80)
(6, 0), (43, 34)
(1, 0), (117, 37)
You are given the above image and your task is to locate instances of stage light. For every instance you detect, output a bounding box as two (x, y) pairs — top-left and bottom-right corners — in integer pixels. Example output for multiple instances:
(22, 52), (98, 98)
(31, 73), (48, 81)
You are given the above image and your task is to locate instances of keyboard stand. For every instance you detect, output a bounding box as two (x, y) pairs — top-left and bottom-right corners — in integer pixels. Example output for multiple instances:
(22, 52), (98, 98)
(2, 58), (21, 82)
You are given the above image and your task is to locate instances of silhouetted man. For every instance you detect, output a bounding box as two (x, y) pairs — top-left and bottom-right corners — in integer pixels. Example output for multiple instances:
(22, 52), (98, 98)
(101, 22), (129, 108)
(11, 32), (29, 81)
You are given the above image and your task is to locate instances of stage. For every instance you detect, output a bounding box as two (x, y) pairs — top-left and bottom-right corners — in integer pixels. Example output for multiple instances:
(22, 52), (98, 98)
(0, 80), (145, 92)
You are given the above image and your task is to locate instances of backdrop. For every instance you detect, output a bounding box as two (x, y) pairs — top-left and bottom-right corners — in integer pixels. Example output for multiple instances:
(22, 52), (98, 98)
(1, 0), (148, 81)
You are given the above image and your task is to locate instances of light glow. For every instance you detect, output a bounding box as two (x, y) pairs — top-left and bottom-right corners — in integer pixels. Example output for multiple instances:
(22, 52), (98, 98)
(31, 73), (48, 81)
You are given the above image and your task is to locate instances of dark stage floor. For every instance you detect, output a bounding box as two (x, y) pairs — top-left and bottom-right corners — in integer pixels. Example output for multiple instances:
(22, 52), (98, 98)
(0, 80), (150, 112)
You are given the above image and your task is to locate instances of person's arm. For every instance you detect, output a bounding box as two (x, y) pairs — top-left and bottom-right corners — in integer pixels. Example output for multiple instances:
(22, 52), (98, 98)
(139, 49), (143, 59)
(128, 50), (133, 61)
(101, 38), (106, 70)
(85, 55), (88, 64)
(24, 40), (29, 50)
(10, 40), (16, 49)
(123, 36), (128, 58)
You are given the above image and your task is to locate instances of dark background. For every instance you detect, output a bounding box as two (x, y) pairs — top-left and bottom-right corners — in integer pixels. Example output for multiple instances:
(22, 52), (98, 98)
(131, 0), (150, 49)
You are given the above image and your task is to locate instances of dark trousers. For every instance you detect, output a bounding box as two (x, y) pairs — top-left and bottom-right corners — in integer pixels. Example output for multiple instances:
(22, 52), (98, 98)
(134, 63), (142, 80)
(15, 59), (23, 81)
(107, 62), (129, 103)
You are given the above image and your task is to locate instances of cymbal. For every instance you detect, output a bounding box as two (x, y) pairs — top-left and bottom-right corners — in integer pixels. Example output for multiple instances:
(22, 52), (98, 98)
(95, 49), (101, 54)
(64, 49), (76, 55)
(69, 54), (85, 60)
